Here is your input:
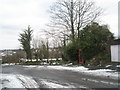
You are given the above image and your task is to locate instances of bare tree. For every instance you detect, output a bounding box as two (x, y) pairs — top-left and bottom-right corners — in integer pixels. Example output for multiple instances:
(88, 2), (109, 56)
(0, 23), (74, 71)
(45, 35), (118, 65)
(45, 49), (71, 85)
(48, 0), (102, 41)
(32, 36), (41, 61)
(32, 36), (49, 61)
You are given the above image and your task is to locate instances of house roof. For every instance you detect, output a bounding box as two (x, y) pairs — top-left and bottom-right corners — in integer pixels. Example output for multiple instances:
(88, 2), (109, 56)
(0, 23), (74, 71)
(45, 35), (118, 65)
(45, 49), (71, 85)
(111, 39), (120, 45)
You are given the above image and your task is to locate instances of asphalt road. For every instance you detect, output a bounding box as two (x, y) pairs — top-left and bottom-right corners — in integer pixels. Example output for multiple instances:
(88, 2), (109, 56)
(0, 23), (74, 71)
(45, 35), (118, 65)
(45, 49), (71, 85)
(2, 65), (120, 89)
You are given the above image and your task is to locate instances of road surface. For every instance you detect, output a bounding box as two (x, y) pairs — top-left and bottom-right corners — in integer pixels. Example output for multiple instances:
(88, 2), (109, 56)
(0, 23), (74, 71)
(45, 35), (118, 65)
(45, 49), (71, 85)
(2, 65), (120, 89)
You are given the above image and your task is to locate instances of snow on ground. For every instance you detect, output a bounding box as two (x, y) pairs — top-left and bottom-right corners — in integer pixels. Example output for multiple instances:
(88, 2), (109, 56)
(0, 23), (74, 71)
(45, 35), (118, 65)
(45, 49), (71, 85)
(47, 66), (89, 71)
(0, 74), (39, 89)
(40, 79), (87, 88)
(23, 65), (38, 68)
(1, 74), (25, 89)
(16, 74), (39, 88)
(83, 69), (118, 79)
(0, 73), (85, 89)
(40, 79), (76, 88)
(46, 66), (119, 80)
(2, 63), (16, 66)
(21, 58), (62, 62)
(116, 65), (120, 67)
(24, 65), (119, 80)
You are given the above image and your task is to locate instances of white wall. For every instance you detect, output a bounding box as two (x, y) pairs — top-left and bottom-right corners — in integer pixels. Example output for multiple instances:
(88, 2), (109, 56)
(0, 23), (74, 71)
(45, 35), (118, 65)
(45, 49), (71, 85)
(111, 45), (120, 62)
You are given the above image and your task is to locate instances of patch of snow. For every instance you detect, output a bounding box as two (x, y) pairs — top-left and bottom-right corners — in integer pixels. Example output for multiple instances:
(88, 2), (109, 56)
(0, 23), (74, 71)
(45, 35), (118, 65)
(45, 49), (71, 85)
(47, 58), (62, 61)
(106, 65), (112, 67)
(46, 66), (88, 72)
(52, 62), (57, 65)
(0, 74), (39, 89)
(23, 65), (119, 80)
(17, 75), (39, 88)
(23, 65), (37, 68)
(116, 65), (120, 67)
(40, 79), (75, 88)
(65, 63), (73, 66)
(81, 78), (118, 86)
(84, 69), (118, 79)
(23, 65), (45, 69)
(41, 62), (48, 65)
(26, 59), (31, 61)
(87, 78), (99, 83)
(40, 66), (118, 79)
(2, 63), (15, 66)
(1, 74), (25, 88)
(0, 53), (5, 56)
(99, 80), (118, 86)
(22, 58), (62, 62)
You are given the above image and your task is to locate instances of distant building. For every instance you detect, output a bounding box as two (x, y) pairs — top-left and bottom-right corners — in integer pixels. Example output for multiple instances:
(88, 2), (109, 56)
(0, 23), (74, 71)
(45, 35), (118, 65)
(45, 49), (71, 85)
(0, 49), (26, 63)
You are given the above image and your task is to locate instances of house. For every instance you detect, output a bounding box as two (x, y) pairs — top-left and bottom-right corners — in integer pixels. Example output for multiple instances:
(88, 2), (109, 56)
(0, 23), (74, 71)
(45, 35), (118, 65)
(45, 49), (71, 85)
(110, 39), (120, 62)
(111, 1), (120, 62)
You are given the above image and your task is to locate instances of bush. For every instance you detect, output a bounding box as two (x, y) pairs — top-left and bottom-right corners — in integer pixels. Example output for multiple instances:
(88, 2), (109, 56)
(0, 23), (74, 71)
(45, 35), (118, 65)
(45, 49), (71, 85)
(64, 42), (80, 64)
(88, 53), (111, 67)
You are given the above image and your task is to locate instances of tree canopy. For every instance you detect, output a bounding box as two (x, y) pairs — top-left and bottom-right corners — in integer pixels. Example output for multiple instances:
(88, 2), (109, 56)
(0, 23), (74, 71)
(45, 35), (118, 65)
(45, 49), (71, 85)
(65, 22), (114, 65)
(48, 0), (102, 42)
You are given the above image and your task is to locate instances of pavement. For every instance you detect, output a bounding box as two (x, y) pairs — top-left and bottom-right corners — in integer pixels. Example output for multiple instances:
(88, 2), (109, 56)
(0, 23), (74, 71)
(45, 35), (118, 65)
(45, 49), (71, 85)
(1, 65), (120, 89)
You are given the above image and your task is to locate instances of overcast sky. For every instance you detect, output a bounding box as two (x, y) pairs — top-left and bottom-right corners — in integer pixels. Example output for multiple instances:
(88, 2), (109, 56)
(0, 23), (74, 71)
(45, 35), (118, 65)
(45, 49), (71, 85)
(0, 0), (119, 50)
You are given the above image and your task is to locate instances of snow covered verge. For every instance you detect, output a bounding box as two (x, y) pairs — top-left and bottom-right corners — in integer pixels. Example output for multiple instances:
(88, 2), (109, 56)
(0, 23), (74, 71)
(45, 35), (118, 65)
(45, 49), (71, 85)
(2, 63), (16, 66)
(0, 74), (39, 89)
(47, 66), (119, 80)
(24, 65), (119, 80)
